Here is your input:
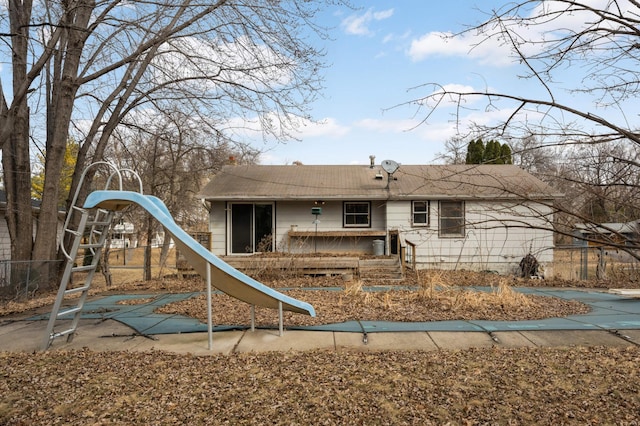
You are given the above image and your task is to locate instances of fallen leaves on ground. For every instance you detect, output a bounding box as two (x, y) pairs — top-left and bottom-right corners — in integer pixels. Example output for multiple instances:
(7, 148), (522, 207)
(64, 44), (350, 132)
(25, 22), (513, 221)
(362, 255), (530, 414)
(156, 287), (590, 327)
(1, 347), (638, 425)
(1, 271), (639, 424)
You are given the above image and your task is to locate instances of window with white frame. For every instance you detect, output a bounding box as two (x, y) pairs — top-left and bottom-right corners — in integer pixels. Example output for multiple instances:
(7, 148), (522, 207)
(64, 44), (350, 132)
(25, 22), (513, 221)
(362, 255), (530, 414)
(412, 201), (429, 226)
(344, 201), (370, 227)
(439, 201), (465, 237)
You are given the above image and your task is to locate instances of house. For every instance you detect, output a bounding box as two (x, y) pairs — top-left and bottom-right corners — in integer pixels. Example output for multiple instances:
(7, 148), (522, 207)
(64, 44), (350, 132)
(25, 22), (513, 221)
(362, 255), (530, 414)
(0, 190), (46, 261)
(573, 221), (639, 247)
(0, 190), (67, 261)
(0, 190), (12, 262)
(198, 162), (562, 276)
(110, 221), (135, 249)
(0, 190), (65, 294)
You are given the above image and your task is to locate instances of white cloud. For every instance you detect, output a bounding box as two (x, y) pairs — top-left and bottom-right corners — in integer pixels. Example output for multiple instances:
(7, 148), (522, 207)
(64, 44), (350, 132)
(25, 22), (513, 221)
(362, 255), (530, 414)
(409, 0), (636, 67)
(408, 31), (514, 66)
(225, 114), (350, 142)
(153, 35), (295, 91)
(341, 8), (394, 36)
(293, 117), (350, 138)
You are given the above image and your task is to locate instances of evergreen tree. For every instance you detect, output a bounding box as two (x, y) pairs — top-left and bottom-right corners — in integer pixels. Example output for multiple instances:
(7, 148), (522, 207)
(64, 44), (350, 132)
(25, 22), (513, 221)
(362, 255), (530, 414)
(499, 144), (513, 164)
(484, 140), (501, 164)
(465, 139), (485, 164)
(465, 138), (513, 164)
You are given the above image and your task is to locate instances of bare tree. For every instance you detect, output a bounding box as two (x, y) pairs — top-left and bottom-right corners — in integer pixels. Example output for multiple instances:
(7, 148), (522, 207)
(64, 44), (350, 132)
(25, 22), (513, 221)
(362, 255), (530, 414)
(1, 0), (343, 289)
(109, 107), (259, 280)
(562, 142), (640, 224)
(403, 0), (640, 258)
(435, 136), (468, 164)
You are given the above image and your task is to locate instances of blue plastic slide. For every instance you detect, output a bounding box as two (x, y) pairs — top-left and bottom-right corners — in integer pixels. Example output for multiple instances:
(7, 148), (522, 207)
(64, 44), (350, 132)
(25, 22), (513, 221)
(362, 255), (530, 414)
(84, 191), (316, 316)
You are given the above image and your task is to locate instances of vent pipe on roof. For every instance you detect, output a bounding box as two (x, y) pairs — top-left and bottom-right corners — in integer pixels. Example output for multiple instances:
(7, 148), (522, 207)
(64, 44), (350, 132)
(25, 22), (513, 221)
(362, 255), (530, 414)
(369, 155), (375, 168)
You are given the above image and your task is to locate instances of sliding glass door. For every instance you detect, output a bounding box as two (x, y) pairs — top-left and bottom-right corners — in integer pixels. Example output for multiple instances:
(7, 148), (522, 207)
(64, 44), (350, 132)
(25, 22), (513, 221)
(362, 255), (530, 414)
(230, 203), (273, 254)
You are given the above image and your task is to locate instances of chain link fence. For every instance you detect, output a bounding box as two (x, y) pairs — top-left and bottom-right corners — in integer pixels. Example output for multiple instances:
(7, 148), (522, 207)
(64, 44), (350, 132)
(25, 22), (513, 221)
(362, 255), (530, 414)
(554, 246), (640, 282)
(0, 260), (63, 301)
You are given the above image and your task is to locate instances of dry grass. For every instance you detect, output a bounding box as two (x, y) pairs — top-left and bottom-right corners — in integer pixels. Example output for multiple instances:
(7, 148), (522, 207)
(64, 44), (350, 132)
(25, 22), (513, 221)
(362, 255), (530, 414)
(1, 247), (636, 320)
(0, 261), (596, 322)
(413, 270), (533, 311)
(554, 247), (640, 282)
(155, 273), (589, 327)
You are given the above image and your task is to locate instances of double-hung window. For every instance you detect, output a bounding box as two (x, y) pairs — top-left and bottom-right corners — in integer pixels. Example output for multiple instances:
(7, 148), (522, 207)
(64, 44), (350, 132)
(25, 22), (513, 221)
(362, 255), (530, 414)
(439, 201), (465, 237)
(412, 201), (429, 226)
(344, 201), (370, 227)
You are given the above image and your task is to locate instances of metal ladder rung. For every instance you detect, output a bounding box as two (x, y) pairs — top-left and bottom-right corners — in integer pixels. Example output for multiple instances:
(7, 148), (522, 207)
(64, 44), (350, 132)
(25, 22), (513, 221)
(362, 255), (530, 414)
(64, 285), (91, 296)
(57, 306), (82, 317)
(71, 264), (97, 273)
(87, 220), (112, 227)
(51, 328), (75, 339)
(78, 242), (104, 250)
(65, 228), (83, 237)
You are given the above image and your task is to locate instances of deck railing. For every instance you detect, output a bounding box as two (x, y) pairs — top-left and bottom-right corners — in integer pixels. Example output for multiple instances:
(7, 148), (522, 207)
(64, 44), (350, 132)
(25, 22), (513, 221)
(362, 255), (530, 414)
(401, 240), (417, 271)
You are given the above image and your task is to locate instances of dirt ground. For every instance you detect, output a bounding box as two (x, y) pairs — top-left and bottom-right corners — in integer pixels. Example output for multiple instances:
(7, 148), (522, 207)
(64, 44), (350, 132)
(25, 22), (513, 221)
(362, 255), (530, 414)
(1, 269), (640, 424)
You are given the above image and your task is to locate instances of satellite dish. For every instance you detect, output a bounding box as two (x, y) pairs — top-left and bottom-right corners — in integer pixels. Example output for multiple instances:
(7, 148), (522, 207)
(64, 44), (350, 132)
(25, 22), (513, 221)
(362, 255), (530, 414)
(381, 159), (400, 174)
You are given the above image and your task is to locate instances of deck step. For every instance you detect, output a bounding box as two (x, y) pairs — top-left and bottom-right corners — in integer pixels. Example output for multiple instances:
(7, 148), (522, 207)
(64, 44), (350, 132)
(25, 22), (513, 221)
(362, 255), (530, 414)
(359, 258), (404, 281)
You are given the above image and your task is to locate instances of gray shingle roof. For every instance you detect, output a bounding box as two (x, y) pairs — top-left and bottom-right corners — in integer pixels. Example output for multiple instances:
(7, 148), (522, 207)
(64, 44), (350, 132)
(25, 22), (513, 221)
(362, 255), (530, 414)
(198, 164), (562, 201)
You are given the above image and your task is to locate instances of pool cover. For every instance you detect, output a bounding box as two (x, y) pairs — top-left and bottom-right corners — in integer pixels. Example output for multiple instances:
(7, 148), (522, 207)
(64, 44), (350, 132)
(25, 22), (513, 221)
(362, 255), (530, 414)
(30, 287), (640, 335)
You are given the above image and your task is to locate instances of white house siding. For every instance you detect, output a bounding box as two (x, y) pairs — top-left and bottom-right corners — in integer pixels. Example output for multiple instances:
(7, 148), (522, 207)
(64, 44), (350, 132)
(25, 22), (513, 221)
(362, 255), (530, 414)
(207, 200), (388, 255)
(387, 200), (555, 276)
(0, 214), (10, 261)
(208, 201), (227, 255)
(276, 200), (387, 254)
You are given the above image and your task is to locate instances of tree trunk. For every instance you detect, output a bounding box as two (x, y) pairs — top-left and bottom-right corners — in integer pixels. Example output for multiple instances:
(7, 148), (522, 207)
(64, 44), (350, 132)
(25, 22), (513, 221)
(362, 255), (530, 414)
(3, 0), (35, 292)
(32, 0), (96, 289)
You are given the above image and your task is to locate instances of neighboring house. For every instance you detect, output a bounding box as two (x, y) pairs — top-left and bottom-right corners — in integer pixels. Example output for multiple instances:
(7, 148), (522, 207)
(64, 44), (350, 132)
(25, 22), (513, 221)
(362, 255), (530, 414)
(0, 190), (65, 261)
(110, 221), (135, 249)
(198, 163), (562, 275)
(0, 190), (11, 261)
(573, 221), (640, 247)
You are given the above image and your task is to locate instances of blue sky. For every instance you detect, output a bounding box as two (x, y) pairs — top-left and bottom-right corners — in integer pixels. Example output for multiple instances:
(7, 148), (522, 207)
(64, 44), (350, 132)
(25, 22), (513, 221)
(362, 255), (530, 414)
(258, 0), (526, 165)
(258, 0), (640, 166)
(4, 1), (630, 167)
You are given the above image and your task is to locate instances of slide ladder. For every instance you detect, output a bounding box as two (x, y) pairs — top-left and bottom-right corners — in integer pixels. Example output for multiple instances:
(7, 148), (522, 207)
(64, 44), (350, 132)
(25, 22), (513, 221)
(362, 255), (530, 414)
(41, 162), (132, 350)
(41, 205), (114, 349)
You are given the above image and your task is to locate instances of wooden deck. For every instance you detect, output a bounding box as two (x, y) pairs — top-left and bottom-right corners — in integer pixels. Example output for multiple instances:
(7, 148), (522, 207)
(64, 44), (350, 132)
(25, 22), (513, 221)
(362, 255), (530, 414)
(287, 230), (387, 238)
(221, 256), (360, 276)
(218, 255), (404, 280)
